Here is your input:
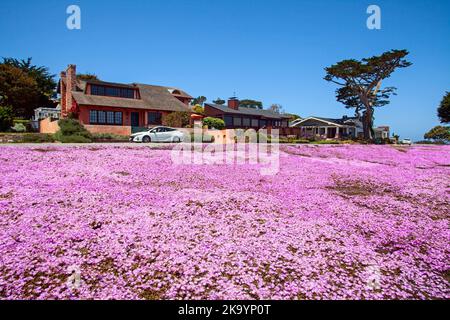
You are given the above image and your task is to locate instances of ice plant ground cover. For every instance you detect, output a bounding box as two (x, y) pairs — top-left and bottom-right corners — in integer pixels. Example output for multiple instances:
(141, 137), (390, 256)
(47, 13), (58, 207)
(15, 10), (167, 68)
(0, 144), (449, 300)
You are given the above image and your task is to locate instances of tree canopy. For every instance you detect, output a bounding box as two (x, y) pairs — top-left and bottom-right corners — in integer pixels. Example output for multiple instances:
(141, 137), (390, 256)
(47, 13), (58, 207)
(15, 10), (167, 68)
(267, 104), (284, 114)
(239, 99), (262, 109)
(212, 98), (225, 105)
(77, 73), (100, 81)
(0, 64), (40, 118)
(424, 125), (450, 143)
(437, 91), (450, 123)
(0, 57), (56, 118)
(191, 96), (207, 106)
(162, 111), (191, 128)
(324, 49), (412, 140)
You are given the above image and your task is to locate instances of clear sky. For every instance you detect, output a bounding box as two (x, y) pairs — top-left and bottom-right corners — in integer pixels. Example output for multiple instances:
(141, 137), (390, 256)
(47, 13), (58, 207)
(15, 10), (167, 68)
(0, 0), (449, 140)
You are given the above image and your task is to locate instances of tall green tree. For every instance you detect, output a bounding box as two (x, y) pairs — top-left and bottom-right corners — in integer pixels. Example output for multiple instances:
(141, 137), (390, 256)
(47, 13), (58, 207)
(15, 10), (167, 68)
(2, 58), (56, 100)
(191, 96), (207, 106)
(424, 126), (450, 144)
(324, 49), (412, 140)
(1, 58), (57, 118)
(437, 91), (450, 123)
(0, 64), (40, 118)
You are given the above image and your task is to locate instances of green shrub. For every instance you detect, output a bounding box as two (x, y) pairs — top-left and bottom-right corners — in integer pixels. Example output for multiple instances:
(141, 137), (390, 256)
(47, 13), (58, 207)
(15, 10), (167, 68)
(22, 133), (55, 143)
(55, 118), (92, 143)
(11, 122), (26, 132)
(312, 140), (340, 144)
(203, 117), (225, 130)
(91, 133), (129, 141)
(189, 132), (215, 142)
(192, 105), (204, 114)
(57, 135), (92, 143)
(294, 139), (310, 144)
(162, 111), (191, 128)
(0, 106), (14, 132)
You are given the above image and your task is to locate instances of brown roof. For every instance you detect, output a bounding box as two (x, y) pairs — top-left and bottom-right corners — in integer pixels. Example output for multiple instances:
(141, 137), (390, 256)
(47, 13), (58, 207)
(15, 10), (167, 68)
(205, 103), (291, 120)
(70, 79), (192, 112)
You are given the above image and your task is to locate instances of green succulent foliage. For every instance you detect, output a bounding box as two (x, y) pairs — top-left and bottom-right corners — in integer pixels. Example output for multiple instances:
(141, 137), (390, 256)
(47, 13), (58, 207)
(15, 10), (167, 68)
(11, 122), (26, 132)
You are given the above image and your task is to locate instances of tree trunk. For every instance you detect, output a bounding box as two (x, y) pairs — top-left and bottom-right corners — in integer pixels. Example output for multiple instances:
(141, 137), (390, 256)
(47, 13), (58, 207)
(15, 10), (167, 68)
(363, 108), (374, 140)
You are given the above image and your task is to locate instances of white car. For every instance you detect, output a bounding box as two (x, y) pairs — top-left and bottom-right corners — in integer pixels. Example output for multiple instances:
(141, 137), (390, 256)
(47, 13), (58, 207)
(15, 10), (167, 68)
(129, 126), (185, 143)
(401, 138), (412, 145)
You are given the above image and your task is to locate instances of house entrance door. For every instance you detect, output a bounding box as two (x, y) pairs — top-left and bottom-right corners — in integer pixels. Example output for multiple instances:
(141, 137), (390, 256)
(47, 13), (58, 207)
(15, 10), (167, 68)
(131, 112), (139, 127)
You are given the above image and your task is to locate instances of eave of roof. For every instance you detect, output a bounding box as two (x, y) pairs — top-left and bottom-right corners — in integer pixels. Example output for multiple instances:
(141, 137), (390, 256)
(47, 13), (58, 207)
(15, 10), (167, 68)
(292, 116), (352, 127)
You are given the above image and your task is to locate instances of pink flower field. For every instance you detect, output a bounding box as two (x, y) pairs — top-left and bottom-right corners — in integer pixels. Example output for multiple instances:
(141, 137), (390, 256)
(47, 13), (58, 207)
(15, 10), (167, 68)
(0, 144), (449, 300)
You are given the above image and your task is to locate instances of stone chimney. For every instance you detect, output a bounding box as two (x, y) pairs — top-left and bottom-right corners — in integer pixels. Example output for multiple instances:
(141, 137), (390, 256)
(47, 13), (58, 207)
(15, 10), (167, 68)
(227, 97), (239, 110)
(65, 64), (77, 116)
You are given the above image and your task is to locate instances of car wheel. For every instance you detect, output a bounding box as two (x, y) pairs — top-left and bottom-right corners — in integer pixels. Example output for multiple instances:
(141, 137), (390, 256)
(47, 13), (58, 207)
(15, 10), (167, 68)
(172, 136), (181, 143)
(142, 136), (151, 143)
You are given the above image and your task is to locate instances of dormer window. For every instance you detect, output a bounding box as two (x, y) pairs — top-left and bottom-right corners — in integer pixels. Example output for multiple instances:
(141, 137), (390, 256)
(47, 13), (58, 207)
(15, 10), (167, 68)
(90, 84), (136, 99)
(168, 88), (181, 95)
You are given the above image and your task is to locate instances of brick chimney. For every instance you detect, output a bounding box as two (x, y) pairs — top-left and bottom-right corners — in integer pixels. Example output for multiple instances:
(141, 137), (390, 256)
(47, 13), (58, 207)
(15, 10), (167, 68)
(227, 97), (239, 110)
(60, 71), (67, 117)
(65, 64), (77, 116)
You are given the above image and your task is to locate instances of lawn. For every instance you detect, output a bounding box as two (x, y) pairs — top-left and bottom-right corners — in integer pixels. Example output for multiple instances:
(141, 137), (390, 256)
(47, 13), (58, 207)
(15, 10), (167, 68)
(0, 144), (449, 299)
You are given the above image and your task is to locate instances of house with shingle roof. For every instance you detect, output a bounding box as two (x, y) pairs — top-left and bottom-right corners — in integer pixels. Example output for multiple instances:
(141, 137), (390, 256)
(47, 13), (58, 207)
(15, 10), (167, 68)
(57, 64), (193, 135)
(290, 116), (364, 139)
(204, 98), (291, 129)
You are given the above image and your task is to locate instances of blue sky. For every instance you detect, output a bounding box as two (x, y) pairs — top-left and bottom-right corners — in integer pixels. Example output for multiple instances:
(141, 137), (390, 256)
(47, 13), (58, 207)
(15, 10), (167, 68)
(0, 0), (449, 140)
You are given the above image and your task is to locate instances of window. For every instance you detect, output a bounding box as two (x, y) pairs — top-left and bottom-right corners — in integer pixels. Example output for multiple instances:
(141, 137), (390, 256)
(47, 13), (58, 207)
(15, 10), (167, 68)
(242, 118), (250, 127)
(260, 119), (267, 127)
(106, 87), (119, 97)
(148, 112), (162, 125)
(114, 112), (122, 125)
(224, 115), (233, 127)
(91, 85), (135, 99)
(106, 111), (115, 124)
(91, 85), (105, 96)
(98, 111), (106, 124)
(89, 110), (97, 124)
(233, 117), (242, 126)
(89, 110), (123, 125)
(251, 119), (259, 127)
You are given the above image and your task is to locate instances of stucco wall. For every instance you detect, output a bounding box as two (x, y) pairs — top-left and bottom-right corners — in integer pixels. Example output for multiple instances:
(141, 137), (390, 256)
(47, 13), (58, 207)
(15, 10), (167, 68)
(39, 118), (60, 134)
